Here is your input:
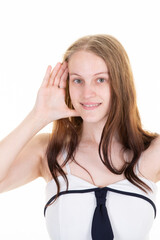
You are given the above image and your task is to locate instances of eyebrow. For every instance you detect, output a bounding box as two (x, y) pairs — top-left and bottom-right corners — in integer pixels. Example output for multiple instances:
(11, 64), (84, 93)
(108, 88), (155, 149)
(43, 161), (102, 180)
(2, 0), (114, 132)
(69, 71), (109, 76)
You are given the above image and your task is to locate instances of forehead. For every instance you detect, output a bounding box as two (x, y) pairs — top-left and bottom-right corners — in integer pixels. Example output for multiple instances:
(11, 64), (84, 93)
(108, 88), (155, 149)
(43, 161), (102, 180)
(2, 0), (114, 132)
(68, 50), (108, 74)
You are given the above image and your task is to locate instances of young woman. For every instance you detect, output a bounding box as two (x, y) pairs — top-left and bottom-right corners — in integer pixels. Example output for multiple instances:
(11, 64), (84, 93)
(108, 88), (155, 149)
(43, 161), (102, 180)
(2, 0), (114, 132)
(0, 34), (160, 240)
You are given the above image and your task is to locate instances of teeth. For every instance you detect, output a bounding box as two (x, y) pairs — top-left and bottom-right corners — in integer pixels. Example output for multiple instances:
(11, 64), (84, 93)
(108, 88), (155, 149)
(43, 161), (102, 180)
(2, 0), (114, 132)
(83, 104), (100, 107)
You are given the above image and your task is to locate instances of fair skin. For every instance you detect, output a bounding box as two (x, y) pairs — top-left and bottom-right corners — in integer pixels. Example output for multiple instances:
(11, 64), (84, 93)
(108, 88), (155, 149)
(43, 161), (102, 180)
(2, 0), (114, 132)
(0, 50), (160, 193)
(69, 51), (111, 143)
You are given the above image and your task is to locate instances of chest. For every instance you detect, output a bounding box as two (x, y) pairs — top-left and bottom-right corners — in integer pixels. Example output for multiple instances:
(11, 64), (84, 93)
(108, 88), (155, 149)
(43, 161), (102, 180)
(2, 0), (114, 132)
(59, 146), (127, 188)
(45, 178), (156, 240)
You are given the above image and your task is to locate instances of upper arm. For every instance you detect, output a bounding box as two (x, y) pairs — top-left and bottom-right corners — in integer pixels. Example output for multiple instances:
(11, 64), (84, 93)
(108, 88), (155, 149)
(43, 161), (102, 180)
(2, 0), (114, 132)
(0, 133), (50, 193)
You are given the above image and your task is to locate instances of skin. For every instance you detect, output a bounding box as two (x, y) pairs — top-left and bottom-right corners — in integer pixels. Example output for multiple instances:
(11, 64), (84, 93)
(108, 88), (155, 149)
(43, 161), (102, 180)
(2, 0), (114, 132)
(68, 50), (111, 144)
(0, 50), (160, 192)
(56, 50), (160, 187)
(46, 51), (160, 186)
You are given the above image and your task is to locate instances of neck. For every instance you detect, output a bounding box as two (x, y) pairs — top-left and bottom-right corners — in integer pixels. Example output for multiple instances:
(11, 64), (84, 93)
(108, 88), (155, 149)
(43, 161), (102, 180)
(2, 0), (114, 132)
(80, 120), (121, 147)
(80, 122), (104, 145)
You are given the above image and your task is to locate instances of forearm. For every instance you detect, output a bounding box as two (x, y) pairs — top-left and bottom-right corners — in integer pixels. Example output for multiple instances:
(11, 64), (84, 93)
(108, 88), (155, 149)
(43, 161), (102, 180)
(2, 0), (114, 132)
(0, 110), (46, 181)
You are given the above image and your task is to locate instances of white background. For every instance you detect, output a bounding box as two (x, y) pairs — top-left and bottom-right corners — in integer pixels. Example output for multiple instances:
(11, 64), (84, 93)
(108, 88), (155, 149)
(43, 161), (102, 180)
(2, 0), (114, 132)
(0, 0), (160, 239)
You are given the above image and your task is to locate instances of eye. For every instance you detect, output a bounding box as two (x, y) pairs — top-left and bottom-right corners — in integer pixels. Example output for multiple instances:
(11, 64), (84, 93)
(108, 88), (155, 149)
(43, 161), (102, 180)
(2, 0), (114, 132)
(73, 79), (82, 84)
(97, 78), (105, 83)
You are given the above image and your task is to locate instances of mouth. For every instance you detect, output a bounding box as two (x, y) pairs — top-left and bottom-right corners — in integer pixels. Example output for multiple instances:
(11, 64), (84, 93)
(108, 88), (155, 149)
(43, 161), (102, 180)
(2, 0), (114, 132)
(80, 103), (102, 110)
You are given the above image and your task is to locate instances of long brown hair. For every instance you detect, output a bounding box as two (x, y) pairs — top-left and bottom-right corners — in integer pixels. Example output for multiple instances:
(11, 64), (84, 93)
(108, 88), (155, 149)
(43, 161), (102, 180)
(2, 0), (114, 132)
(46, 34), (158, 201)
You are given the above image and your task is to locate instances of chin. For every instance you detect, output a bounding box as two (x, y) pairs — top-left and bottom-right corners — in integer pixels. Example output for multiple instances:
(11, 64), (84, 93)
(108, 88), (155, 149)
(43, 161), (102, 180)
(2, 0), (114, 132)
(74, 107), (109, 123)
(80, 115), (106, 124)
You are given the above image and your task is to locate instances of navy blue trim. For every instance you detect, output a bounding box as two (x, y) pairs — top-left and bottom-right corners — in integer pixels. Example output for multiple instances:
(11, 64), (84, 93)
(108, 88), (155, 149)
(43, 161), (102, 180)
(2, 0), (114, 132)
(107, 187), (157, 218)
(44, 186), (156, 218)
(44, 187), (97, 215)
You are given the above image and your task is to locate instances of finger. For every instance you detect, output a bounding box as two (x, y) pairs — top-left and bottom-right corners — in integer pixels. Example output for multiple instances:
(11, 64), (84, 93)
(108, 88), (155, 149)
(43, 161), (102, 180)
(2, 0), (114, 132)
(41, 65), (52, 87)
(49, 62), (62, 86)
(53, 61), (68, 87)
(58, 68), (69, 89)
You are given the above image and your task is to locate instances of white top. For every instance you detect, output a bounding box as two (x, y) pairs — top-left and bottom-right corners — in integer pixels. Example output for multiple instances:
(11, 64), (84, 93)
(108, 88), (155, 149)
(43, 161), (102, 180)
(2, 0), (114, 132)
(44, 153), (158, 240)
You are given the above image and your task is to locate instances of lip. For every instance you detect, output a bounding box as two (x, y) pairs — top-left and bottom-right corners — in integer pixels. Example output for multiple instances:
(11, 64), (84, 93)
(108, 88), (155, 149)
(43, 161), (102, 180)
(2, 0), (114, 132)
(81, 102), (101, 105)
(80, 102), (101, 110)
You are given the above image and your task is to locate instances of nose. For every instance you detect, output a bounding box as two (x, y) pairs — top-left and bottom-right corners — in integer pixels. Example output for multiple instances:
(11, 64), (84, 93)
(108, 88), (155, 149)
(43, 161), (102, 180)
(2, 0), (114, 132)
(82, 84), (96, 99)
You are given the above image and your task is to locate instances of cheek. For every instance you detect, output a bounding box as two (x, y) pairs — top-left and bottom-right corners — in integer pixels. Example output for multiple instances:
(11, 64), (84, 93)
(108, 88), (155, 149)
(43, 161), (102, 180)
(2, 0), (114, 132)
(69, 83), (80, 97)
(102, 86), (111, 100)
(69, 85), (78, 105)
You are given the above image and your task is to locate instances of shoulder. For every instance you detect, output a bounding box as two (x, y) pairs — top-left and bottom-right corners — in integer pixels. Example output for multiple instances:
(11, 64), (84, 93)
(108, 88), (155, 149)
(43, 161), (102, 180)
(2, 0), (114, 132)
(141, 134), (160, 182)
(37, 133), (68, 181)
(28, 132), (50, 160)
(35, 132), (51, 153)
(34, 132), (51, 159)
(144, 134), (160, 157)
(36, 133), (52, 181)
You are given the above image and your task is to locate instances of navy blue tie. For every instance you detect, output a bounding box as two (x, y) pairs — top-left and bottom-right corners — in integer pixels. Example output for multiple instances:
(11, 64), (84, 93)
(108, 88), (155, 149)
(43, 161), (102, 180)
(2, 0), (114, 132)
(91, 188), (114, 240)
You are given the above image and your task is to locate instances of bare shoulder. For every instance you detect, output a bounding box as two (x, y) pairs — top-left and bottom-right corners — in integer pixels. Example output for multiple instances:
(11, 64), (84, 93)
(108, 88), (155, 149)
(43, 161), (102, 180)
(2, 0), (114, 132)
(144, 134), (160, 157)
(0, 132), (52, 193)
(35, 132), (51, 154)
(141, 134), (160, 182)
(27, 132), (50, 163)
(36, 133), (52, 182)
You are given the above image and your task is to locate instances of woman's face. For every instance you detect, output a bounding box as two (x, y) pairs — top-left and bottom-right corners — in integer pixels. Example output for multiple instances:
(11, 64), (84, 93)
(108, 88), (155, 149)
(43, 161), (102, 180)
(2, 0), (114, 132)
(68, 50), (111, 124)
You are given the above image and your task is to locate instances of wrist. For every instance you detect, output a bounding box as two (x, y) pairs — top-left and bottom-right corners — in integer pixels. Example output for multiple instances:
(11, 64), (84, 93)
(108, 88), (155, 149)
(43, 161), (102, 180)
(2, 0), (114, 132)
(29, 109), (49, 129)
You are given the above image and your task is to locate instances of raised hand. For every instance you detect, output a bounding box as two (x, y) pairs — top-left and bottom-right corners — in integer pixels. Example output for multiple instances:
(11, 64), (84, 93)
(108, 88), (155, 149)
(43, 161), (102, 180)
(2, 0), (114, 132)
(32, 62), (79, 125)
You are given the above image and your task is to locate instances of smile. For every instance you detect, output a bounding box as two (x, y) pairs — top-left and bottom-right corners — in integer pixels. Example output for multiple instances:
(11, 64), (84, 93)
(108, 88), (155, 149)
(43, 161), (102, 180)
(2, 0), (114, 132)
(81, 103), (101, 110)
